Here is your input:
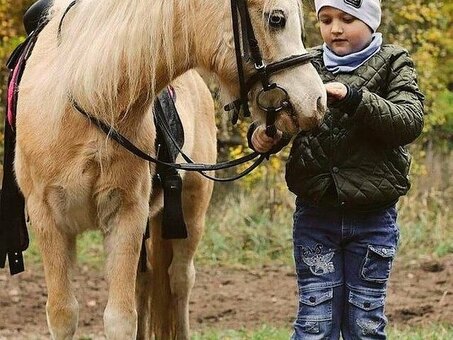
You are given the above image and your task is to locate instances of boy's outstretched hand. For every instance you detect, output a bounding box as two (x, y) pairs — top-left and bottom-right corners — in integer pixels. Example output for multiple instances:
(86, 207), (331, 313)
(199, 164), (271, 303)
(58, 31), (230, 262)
(325, 82), (348, 103)
(251, 124), (283, 153)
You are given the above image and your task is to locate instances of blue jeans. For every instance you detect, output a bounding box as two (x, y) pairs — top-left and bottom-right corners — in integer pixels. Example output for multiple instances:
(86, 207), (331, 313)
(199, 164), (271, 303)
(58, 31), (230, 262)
(291, 200), (399, 340)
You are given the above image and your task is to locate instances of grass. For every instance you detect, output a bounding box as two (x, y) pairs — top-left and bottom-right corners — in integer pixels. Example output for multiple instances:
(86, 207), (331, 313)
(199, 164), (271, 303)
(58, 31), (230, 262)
(24, 230), (105, 269)
(395, 149), (453, 260)
(191, 324), (453, 340)
(196, 161), (453, 266)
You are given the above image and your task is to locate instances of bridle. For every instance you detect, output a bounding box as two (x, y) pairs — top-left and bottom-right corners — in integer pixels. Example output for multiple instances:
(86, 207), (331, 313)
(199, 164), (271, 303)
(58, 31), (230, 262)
(225, 0), (316, 137)
(68, 0), (316, 181)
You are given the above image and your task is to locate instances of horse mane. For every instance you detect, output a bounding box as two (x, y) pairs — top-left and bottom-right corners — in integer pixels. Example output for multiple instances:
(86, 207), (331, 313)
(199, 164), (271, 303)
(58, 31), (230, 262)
(43, 0), (194, 122)
(32, 0), (306, 124)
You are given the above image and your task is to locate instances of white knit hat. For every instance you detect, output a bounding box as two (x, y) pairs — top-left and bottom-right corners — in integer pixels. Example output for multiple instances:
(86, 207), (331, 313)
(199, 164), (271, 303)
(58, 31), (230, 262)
(315, 0), (382, 32)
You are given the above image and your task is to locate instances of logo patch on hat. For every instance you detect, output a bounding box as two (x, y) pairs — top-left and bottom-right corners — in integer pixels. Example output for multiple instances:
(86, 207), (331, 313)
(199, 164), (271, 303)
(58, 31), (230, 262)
(344, 0), (362, 8)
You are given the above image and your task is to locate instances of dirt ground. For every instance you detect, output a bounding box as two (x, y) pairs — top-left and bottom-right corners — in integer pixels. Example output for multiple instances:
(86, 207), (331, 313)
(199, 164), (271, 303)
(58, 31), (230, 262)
(0, 255), (452, 339)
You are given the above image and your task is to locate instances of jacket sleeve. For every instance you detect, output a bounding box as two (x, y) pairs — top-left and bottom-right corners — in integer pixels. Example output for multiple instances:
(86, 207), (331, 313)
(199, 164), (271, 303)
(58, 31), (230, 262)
(354, 50), (425, 148)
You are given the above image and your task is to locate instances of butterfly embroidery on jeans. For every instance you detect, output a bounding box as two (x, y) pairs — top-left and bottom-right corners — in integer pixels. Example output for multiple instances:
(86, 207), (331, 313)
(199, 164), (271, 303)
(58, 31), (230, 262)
(302, 251), (335, 276)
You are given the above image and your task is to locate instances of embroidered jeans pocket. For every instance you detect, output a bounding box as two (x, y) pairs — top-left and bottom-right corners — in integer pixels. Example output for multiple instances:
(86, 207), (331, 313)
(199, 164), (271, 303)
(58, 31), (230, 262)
(348, 290), (386, 337)
(361, 245), (395, 283)
(294, 288), (333, 338)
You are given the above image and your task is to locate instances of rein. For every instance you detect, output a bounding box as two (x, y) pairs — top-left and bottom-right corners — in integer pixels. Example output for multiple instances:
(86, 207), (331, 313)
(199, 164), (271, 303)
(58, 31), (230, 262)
(72, 99), (266, 180)
(154, 99), (266, 182)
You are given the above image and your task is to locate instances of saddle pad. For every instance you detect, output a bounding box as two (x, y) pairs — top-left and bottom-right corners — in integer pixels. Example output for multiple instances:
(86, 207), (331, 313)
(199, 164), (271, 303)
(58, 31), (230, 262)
(6, 22), (47, 127)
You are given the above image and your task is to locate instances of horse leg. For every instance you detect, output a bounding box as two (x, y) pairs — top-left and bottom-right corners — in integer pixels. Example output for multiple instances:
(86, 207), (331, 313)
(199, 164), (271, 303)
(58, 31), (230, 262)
(168, 173), (213, 339)
(135, 240), (152, 340)
(101, 189), (149, 340)
(150, 193), (206, 340)
(29, 195), (78, 340)
(168, 239), (197, 340)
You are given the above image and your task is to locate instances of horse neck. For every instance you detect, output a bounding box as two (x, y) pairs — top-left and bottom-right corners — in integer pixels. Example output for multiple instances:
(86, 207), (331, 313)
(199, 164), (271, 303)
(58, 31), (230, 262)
(190, 0), (238, 94)
(53, 0), (198, 123)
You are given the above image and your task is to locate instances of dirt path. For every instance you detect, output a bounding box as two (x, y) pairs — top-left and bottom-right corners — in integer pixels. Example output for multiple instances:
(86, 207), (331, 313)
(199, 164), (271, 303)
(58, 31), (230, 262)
(0, 255), (452, 339)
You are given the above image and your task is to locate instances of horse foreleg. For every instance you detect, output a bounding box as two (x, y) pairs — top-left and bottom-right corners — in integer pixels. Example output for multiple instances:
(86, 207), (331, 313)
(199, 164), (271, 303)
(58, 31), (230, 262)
(168, 239), (197, 340)
(168, 173), (213, 339)
(31, 198), (78, 340)
(135, 251), (152, 340)
(169, 208), (208, 338)
(102, 203), (148, 340)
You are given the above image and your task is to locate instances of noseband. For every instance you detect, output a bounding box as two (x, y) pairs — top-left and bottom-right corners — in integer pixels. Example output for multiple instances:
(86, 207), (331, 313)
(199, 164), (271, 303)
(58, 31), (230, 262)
(225, 0), (316, 136)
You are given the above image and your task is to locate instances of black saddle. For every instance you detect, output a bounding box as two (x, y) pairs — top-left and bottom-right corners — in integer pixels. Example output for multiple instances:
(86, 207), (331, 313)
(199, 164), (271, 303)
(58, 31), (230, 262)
(24, 0), (52, 35)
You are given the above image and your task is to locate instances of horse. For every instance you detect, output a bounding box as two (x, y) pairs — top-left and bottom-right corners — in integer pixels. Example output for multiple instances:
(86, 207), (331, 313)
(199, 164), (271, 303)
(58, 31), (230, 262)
(13, 0), (326, 339)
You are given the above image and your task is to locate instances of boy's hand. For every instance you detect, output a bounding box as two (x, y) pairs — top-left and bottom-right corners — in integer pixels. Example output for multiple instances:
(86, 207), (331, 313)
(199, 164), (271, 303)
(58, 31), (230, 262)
(251, 124), (283, 153)
(325, 82), (348, 103)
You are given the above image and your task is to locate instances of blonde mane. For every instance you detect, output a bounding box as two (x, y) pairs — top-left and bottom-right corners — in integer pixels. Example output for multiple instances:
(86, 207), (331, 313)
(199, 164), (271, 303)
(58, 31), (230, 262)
(40, 0), (194, 122)
(30, 0), (307, 125)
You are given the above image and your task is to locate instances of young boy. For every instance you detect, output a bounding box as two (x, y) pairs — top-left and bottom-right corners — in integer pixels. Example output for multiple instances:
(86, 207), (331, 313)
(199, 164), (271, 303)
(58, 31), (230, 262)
(249, 0), (424, 339)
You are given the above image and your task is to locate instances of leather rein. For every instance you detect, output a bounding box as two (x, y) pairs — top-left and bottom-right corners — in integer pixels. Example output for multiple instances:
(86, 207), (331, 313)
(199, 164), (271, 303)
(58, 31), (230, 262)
(68, 0), (316, 181)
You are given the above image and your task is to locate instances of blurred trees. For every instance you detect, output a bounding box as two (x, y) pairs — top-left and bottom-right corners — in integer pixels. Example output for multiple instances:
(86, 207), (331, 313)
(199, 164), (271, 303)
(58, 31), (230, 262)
(1, 0), (33, 111)
(0, 0), (451, 164)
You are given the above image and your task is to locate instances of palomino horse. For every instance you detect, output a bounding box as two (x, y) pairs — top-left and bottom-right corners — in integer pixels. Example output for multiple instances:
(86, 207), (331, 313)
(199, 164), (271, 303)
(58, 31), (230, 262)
(14, 0), (326, 339)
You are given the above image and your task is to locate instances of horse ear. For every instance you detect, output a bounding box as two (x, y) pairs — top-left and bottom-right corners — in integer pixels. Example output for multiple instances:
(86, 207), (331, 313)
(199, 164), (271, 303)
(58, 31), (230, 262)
(223, 31), (235, 49)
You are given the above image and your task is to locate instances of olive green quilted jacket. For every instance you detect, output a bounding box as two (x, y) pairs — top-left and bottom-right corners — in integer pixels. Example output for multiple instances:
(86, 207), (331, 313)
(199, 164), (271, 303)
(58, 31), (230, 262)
(285, 44), (425, 211)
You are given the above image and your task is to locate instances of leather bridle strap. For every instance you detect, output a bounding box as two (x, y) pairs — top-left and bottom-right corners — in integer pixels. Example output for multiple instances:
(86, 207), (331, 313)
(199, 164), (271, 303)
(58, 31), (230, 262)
(57, 0), (79, 41)
(244, 52), (318, 93)
(225, 0), (317, 133)
(229, 0), (250, 124)
(228, 0), (269, 120)
(72, 99), (265, 174)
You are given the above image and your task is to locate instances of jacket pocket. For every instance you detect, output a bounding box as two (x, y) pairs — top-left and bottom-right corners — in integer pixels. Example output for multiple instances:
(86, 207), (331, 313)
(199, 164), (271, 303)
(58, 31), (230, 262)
(361, 245), (395, 283)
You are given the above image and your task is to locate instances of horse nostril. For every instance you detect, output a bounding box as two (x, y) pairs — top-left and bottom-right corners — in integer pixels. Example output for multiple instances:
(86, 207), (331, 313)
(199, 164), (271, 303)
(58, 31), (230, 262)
(316, 96), (325, 114)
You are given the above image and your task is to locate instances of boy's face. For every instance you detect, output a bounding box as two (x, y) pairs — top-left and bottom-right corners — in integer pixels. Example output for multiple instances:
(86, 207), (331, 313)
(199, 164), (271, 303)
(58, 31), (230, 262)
(318, 6), (373, 56)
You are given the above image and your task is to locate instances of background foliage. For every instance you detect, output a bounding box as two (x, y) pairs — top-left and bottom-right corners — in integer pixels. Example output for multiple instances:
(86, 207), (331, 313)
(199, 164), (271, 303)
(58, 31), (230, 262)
(1, 1), (452, 261)
(0, 0), (452, 148)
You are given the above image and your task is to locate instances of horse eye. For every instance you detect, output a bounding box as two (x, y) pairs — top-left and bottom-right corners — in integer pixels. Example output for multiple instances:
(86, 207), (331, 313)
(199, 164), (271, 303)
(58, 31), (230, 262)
(268, 10), (286, 29)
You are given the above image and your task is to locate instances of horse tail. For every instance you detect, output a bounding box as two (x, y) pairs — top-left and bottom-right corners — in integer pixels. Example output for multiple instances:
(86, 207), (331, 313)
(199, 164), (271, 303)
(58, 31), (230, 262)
(149, 213), (176, 339)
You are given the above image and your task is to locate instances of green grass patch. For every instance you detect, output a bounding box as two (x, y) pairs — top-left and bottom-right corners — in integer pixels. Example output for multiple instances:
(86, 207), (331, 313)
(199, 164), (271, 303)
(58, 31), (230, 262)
(197, 171), (453, 267)
(197, 186), (294, 267)
(24, 230), (104, 269)
(192, 325), (289, 340)
(191, 324), (453, 340)
(389, 323), (453, 339)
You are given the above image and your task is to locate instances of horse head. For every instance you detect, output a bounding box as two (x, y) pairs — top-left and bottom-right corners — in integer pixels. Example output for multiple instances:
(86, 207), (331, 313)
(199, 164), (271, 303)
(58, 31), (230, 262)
(198, 0), (326, 134)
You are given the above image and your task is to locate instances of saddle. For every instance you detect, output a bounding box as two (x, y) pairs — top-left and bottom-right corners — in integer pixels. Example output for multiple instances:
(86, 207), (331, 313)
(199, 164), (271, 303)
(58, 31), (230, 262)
(0, 7), (188, 275)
